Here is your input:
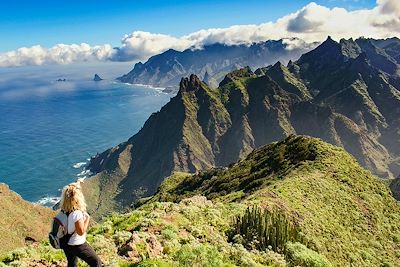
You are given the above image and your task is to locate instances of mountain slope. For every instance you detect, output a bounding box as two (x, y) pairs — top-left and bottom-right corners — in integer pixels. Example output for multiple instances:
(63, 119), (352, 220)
(0, 184), (55, 254)
(3, 136), (400, 266)
(117, 39), (316, 90)
(86, 37), (400, 217)
(147, 135), (400, 266)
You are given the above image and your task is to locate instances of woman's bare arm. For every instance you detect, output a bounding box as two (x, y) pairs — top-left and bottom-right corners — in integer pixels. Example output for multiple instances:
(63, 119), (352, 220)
(74, 213), (90, 235)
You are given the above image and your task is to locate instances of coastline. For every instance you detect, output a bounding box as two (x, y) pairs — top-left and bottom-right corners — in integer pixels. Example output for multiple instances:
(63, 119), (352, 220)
(113, 80), (166, 91)
(34, 158), (93, 208)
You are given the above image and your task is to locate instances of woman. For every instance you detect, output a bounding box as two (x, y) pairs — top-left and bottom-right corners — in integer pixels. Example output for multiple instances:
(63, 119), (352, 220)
(59, 180), (103, 267)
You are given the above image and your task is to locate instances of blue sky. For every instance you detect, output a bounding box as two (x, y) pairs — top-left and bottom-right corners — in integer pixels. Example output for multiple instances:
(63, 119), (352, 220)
(0, 0), (376, 52)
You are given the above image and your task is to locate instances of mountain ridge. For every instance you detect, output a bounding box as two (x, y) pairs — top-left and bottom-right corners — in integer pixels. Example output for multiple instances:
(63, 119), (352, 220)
(86, 36), (400, 218)
(117, 39), (317, 90)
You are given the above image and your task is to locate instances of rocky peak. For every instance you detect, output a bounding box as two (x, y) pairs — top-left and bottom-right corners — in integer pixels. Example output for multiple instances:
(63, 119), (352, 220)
(311, 36), (340, 54)
(318, 36), (341, 52)
(271, 61), (285, 71)
(298, 36), (342, 63)
(340, 38), (362, 59)
(179, 74), (203, 93)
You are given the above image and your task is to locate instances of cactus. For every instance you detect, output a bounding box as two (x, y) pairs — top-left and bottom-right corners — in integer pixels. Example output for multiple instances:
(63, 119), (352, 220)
(229, 206), (303, 253)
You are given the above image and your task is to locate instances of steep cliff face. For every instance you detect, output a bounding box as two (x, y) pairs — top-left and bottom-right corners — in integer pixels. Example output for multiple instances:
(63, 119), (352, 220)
(87, 37), (400, 214)
(117, 39), (316, 90)
(0, 184), (55, 254)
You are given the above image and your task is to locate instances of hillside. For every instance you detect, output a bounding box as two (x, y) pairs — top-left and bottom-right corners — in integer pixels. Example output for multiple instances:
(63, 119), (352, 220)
(85, 37), (400, 217)
(2, 136), (399, 266)
(0, 184), (55, 254)
(117, 39), (315, 90)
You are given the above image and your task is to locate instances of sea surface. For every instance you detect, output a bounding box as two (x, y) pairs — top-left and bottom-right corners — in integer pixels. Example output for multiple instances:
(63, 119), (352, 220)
(0, 63), (171, 206)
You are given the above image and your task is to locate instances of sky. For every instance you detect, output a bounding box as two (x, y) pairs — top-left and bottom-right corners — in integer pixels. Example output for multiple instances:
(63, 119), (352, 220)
(0, 0), (376, 51)
(0, 0), (398, 67)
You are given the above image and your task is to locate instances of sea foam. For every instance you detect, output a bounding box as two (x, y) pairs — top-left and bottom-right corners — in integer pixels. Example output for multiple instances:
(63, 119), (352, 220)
(77, 169), (92, 178)
(35, 196), (60, 208)
(73, 162), (87, 168)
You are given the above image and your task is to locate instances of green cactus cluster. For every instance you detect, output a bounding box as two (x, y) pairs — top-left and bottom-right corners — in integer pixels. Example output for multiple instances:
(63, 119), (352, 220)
(230, 206), (303, 253)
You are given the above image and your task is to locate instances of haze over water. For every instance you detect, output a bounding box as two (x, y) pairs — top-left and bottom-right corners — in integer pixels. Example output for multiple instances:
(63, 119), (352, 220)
(0, 63), (171, 206)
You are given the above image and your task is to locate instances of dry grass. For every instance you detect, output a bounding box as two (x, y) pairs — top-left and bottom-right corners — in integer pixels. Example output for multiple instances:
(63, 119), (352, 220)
(0, 183), (55, 254)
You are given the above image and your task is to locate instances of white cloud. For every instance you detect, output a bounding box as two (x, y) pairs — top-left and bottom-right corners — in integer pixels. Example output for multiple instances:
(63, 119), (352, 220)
(0, 0), (399, 67)
(0, 43), (115, 67)
(115, 31), (192, 61)
(378, 0), (400, 15)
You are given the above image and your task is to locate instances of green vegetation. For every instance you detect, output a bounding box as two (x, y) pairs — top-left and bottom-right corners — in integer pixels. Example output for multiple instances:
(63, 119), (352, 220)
(146, 135), (400, 266)
(149, 135), (320, 203)
(286, 242), (332, 267)
(230, 206), (303, 253)
(1, 197), (284, 266)
(264, 62), (311, 99)
(2, 136), (399, 266)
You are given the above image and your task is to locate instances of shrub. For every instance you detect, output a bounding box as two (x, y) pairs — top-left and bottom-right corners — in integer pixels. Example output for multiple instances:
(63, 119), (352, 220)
(113, 231), (133, 246)
(228, 243), (286, 267)
(91, 235), (116, 255)
(38, 245), (65, 263)
(133, 259), (175, 267)
(0, 248), (29, 263)
(173, 244), (225, 267)
(161, 225), (177, 241)
(286, 242), (332, 267)
(162, 239), (181, 255)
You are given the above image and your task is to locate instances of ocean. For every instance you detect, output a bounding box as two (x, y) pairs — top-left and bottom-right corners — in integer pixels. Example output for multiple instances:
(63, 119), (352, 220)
(0, 63), (171, 207)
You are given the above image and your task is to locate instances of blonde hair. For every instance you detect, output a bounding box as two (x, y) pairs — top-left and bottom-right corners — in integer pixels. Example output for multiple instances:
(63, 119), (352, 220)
(60, 181), (87, 213)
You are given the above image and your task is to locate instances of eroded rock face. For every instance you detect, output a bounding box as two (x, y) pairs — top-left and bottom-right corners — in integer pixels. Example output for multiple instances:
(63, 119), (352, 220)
(146, 235), (163, 257)
(118, 233), (163, 263)
(118, 233), (141, 262)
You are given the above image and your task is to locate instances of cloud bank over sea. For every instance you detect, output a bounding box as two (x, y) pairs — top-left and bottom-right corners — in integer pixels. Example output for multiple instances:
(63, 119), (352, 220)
(0, 0), (399, 67)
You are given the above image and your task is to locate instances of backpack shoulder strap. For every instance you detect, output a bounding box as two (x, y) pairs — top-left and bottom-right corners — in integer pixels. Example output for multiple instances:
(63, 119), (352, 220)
(61, 210), (71, 233)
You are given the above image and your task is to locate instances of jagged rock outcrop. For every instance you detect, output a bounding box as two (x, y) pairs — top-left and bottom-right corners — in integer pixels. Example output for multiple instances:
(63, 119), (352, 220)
(86, 37), (400, 215)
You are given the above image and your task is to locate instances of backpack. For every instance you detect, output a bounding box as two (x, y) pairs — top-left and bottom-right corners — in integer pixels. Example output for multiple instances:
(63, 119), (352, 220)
(49, 211), (72, 249)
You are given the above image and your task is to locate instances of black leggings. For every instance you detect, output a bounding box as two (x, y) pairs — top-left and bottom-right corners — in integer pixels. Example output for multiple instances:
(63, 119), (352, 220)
(63, 242), (102, 267)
